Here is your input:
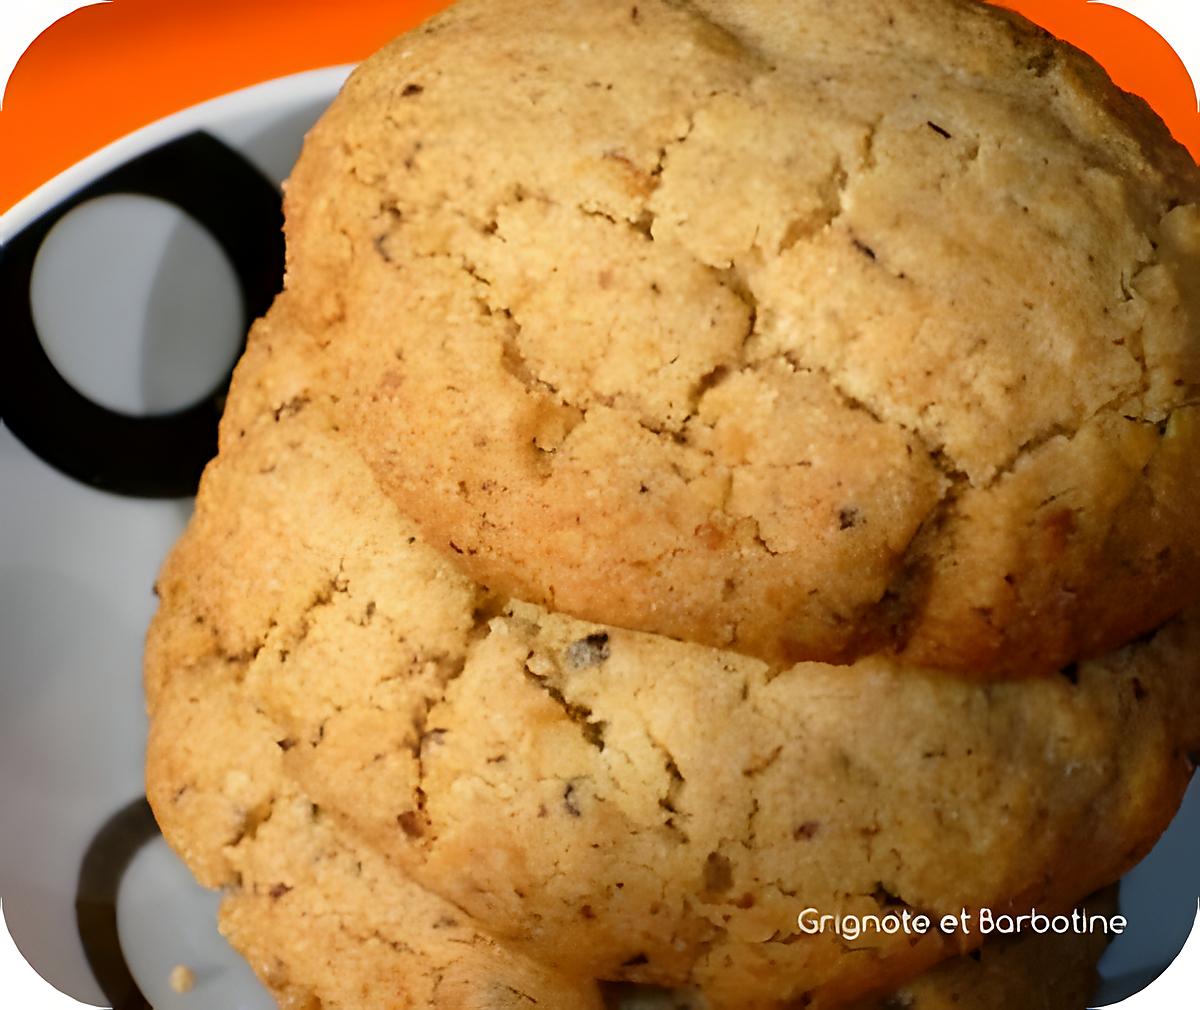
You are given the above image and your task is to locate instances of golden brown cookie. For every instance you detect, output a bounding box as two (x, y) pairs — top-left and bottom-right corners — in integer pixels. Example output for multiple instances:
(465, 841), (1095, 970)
(145, 597), (1114, 1010)
(274, 0), (1200, 677)
(145, 330), (1200, 1008)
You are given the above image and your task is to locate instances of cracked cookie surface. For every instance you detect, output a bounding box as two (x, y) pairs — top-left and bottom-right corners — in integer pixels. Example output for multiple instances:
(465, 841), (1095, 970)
(278, 0), (1200, 676)
(145, 316), (1200, 1008)
(144, 523), (1114, 1010)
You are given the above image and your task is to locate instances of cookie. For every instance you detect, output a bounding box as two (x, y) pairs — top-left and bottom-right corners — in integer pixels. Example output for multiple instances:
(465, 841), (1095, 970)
(146, 337), (1200, 1008)
(274, 0), (1200, 677)
(144, 595), (1114, 1010)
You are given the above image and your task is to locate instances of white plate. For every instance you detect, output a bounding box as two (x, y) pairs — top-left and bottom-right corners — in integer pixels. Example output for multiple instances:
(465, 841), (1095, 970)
(0, 64), (1196, 1010)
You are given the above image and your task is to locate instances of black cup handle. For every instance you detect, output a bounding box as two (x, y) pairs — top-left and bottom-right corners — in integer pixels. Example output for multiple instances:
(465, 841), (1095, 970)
(0, 131), (285, 498)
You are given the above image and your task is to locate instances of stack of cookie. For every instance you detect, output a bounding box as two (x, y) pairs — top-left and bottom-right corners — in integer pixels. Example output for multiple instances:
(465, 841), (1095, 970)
(145, 0), (1200, 1007)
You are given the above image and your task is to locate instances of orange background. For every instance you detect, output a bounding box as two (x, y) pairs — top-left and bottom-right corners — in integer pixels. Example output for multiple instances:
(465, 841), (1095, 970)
(1, 0), (1197, 214)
